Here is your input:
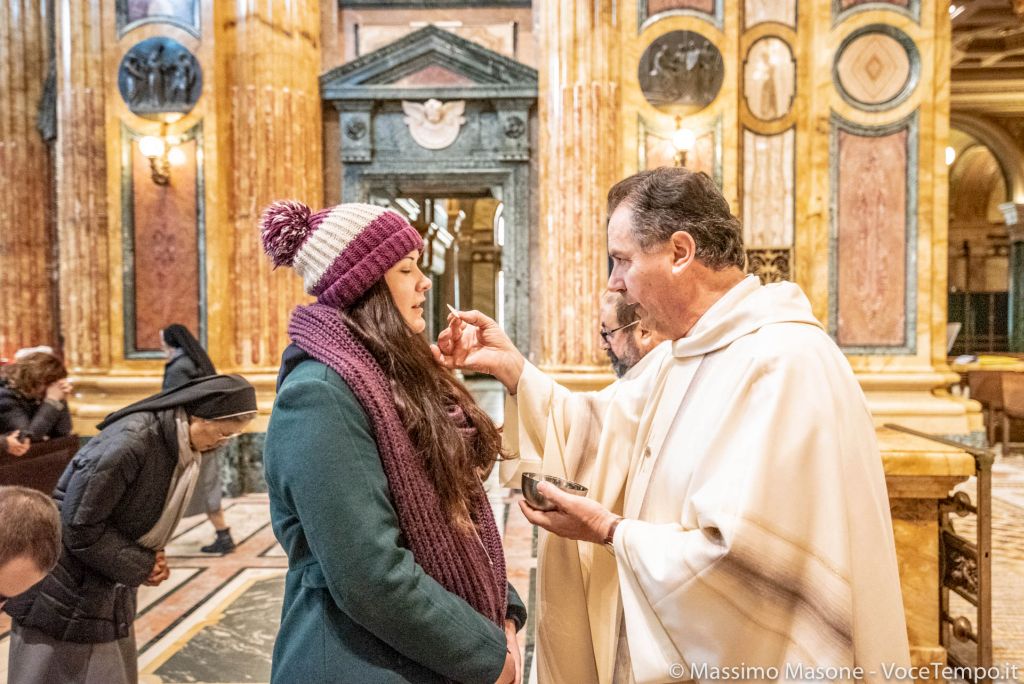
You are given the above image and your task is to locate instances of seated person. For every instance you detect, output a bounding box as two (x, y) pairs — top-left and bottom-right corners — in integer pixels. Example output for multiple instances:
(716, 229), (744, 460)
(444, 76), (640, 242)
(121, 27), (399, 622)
(2, 432), (30, 457)
(0, 352), (72, 442)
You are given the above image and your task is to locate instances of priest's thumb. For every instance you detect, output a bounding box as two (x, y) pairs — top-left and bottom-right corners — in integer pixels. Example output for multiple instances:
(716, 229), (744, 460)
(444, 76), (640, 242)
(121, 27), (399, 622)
(536, 481), (566, 506)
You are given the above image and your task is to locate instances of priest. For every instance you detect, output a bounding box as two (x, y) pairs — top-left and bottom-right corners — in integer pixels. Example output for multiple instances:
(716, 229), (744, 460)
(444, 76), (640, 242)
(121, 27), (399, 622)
(436, 167), (910, 683)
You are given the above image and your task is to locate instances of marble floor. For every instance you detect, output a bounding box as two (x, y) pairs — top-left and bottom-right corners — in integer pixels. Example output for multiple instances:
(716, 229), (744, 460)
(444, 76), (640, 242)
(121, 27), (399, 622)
(2, 435), (1023, 682)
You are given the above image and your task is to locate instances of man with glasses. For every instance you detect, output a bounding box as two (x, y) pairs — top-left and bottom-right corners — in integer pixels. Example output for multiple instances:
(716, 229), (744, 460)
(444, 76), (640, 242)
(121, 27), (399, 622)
(0, 486), (61, 613)
(599, 290), (664, 378)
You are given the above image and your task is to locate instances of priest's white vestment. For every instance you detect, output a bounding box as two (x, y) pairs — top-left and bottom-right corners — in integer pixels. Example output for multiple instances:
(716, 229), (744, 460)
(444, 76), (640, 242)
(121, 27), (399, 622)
(505, 276), (910, 683)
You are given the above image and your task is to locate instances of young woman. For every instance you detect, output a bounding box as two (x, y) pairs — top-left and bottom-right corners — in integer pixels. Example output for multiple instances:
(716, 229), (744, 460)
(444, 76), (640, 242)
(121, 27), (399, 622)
(159, 324), (234, 554)
(0, 351), (72, 442)
(261, 201), (524, 684)
(4, 375), (257, 684)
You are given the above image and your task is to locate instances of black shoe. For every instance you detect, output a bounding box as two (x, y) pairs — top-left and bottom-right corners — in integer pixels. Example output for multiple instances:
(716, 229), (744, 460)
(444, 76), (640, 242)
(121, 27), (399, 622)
(201, 529), (236, 554)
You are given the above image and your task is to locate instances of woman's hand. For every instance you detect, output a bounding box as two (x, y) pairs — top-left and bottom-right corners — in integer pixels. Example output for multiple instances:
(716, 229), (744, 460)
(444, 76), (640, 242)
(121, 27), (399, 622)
(505, 619), (522, 684)
(493, 648), (517, 684)
(144, 550), (170, 586)
(45, 379), (71, 402)
(4, 432), (30, 456)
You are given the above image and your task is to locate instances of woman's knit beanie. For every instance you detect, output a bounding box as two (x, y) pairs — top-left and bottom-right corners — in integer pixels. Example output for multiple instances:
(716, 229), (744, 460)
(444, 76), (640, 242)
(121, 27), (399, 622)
(259, 200), (423, 308)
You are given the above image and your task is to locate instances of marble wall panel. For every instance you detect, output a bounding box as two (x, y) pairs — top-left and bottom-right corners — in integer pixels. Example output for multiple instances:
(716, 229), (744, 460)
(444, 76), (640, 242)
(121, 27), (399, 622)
(744, 0), (796, 28)
(393, 65), (475, 87)
(339, 8), (535, 66)
(841, 0), (909, 7)
(643, 129), (717, 181)
(742, 128), (794, 247)
(744, 37), (795, 121)
(648, 0), (715, 14)
(130, 138), (199, 352)
(836, 128), (909, 347)
(358, 23), (516, 58)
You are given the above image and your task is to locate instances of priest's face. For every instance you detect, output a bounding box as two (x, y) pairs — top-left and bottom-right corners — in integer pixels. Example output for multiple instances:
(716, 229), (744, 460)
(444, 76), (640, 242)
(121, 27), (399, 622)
(599, 300), (642, 378)
(606, 205), (686, 338)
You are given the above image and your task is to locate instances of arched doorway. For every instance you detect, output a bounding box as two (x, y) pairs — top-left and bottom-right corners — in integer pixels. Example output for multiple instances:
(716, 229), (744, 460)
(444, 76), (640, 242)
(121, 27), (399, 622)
(320, 26), (537, 352)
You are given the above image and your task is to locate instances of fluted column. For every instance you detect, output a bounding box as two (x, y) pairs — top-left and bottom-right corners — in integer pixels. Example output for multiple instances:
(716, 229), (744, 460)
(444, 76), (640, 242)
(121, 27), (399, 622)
(999, 203), (1024, 352)
(537, 0), (620, 374)
(55, 0), (110, 372)
(0, 0), (57, 356)
(218, 1), (322, 371)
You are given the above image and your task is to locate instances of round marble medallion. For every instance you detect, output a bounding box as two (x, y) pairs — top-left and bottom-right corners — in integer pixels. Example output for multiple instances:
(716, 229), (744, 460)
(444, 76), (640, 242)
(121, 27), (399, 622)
(638, 30), (724, 111)
(834, 27), (917, 109)
(118, 37), (202, 120)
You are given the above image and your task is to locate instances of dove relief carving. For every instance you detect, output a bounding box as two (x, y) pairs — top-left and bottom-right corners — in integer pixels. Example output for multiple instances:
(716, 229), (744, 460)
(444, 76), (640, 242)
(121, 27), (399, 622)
(402, 99), (467, 150)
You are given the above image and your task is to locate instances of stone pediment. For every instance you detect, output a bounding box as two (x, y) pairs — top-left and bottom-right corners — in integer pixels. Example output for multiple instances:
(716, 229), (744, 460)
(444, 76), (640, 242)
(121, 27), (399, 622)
(320, 25), (537, 101)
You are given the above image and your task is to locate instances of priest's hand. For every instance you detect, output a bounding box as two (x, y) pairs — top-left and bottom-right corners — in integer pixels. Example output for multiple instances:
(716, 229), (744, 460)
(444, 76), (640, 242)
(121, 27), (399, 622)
(432, 309), (525, 392)
(520, 482), (619, 545)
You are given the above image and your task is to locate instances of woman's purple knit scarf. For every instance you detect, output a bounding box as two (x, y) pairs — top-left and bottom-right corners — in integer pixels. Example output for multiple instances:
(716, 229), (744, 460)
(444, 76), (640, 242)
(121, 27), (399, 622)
(289, 303), (508, 627)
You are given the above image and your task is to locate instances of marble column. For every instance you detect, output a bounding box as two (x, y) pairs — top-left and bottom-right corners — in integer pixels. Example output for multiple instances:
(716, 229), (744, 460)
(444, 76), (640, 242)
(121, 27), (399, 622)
(536, 0), (620, 379)
(999, 202), (1024, 352)
(0, 0), (57, 356)
(215, 1), (323, 371)
(55, 0), (110, 372)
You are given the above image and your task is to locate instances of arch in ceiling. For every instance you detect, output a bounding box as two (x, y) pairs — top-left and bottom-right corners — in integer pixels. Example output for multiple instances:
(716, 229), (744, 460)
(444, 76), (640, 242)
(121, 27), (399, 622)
(950, 112), (1024, 203)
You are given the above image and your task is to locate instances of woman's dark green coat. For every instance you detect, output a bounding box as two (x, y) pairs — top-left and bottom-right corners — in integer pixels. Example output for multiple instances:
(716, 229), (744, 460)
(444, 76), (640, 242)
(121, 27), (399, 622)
(265, 355), (526, 684)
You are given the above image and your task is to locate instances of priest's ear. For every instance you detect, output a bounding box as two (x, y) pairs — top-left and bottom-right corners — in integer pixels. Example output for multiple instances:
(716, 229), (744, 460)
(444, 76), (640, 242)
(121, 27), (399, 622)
(669, 230), (696, 272)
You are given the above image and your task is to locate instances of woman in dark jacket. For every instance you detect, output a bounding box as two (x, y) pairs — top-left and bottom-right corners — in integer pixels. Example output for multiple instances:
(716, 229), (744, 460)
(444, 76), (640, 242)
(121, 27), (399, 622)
(4, 374), (257, 684)
(0, 351), (72, 442)
(159, 324), (235, 554)
(261, 201), (525, 684)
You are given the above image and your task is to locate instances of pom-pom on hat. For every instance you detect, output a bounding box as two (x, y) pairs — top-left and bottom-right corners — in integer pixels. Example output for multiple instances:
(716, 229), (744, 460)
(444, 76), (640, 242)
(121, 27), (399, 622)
(260, 200), (424, 309)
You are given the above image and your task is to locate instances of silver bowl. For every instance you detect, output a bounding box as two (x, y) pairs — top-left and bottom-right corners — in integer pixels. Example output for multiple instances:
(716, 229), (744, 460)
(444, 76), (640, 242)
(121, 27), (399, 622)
(521, 472), (588, 511)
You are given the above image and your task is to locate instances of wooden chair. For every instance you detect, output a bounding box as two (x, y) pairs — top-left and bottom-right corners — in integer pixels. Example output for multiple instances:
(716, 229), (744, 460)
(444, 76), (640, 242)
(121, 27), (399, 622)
(0, 434), (80, 495)
(1002, 373), (1024, 456)
(968, 370), (1005, 446)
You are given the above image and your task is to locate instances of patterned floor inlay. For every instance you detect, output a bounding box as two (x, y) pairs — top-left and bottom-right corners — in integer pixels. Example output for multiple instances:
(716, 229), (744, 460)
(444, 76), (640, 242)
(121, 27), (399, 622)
(3, 452), (1024, 683)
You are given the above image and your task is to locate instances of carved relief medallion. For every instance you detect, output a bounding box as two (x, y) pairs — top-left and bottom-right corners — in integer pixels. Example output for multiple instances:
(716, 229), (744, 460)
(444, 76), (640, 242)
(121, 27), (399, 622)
(638, 31), (724, 110)
(401, 99), (467, 150)
(118, 37), (202, 120)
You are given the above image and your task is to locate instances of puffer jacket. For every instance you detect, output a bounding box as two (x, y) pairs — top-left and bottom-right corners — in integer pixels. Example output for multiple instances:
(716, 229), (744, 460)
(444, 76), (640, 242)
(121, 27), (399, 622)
(0, 383), (72, 441)
(4, 410), (178, 643)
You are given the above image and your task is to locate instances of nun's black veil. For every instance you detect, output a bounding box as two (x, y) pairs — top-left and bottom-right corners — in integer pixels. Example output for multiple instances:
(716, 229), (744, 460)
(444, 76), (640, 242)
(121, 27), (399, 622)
(97, 374), (257, 430)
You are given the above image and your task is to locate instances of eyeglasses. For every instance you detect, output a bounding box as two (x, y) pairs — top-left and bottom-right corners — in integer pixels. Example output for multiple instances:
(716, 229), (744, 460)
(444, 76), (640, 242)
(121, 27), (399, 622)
(599, 320), (640, 345)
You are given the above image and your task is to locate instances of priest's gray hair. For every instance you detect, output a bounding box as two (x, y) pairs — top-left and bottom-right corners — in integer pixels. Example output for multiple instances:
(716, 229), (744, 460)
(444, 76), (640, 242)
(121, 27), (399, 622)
(606, 167), (746, 271)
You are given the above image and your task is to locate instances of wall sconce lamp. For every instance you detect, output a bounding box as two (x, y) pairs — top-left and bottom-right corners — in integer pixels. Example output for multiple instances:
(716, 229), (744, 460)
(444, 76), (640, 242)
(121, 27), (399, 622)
(671, 116), (696, 168)
(138, 124), (185, 185)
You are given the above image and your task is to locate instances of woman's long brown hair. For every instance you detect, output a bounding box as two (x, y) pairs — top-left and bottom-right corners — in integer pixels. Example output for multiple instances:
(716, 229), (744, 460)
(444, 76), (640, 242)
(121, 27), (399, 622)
(342, 281), (506, 529)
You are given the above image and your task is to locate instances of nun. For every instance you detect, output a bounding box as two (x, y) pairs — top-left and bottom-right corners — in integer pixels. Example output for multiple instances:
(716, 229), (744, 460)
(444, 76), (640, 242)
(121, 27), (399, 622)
(160, 324), (236, 554)
(3, 374), (257, 684)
